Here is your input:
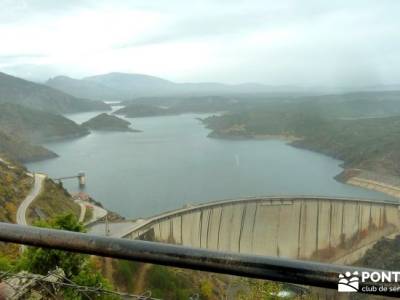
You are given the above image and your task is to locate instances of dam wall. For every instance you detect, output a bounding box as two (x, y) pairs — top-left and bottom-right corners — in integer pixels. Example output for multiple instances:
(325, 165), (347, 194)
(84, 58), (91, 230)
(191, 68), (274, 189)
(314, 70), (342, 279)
(123, 197), (400, 264)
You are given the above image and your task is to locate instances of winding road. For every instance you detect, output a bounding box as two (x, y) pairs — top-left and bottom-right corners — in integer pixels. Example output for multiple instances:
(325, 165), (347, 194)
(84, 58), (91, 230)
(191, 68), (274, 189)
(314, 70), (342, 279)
(16, 173), (46, 226)
(75, 199), (108, 224)
(15, 170), (106, 227)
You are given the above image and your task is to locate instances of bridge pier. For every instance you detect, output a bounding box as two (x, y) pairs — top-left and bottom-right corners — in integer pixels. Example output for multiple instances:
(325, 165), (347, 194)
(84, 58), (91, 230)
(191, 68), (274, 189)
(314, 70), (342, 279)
(54, 172), (86, 188)
(78, 172), (86, 187)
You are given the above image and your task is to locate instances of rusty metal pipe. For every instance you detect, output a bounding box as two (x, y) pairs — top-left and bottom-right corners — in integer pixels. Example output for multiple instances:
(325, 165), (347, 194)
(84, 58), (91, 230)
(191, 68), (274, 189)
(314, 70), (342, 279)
(0, 222), (397, 297)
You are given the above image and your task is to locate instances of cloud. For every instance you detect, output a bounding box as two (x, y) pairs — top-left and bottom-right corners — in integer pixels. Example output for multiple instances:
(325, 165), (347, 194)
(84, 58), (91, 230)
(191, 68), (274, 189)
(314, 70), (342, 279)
(0, 0), (399, 85)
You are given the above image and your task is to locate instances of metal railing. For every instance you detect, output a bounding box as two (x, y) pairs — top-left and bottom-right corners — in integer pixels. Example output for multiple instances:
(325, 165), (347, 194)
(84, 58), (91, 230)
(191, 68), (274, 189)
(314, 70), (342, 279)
(0, 222), (398, 298)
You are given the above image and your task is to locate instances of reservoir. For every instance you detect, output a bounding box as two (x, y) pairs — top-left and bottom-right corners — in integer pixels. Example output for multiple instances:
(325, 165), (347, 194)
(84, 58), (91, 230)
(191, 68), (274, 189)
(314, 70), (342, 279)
(26, 111), (391, 219)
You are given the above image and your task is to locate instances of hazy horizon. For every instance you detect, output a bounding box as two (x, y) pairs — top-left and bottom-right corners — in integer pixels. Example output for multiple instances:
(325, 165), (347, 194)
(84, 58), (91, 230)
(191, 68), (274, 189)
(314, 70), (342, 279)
(1, 0), (400, 88)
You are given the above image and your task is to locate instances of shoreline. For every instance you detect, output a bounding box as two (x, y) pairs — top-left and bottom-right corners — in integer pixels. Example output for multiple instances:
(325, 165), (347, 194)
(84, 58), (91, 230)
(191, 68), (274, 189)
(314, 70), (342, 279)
(207, 131), (302, 142)
(346, 176), (400, 199)
(208, 129), (400, 200)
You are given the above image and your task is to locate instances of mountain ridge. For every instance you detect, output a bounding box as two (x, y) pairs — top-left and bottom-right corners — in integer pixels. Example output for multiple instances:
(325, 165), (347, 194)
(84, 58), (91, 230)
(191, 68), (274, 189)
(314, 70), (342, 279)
(0, 72), (110, 113)
(45, 72), (305, 101)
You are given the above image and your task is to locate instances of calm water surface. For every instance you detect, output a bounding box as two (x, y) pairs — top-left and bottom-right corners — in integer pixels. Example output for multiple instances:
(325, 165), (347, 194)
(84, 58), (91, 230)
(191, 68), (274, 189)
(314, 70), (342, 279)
(26, 110), (391, 219)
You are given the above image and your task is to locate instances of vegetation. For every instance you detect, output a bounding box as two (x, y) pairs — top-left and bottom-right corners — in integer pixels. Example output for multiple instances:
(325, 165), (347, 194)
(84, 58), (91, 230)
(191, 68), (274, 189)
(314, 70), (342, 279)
(0, 160), (33, 256)
(146, 265), (193, 299)
(0, 102), (91, 162)
(115, 95), (238, 117)
(110, 261), (194, 298)
(0, 160), (32, 223)
(0, 255), (12, 272)
(109, 260), (230, 299)
(203, 104), (400, 177)
(0, 71), (110, 114)
(109, 259), (307, 299)
(300, 90), (400, 119)
(82, 113), (140, 132)
(114, 103), (172, 117)
(112, 260), (140, 293)
(19, 214), (86, 276)
(0, 103), (89, 143)
(0, 129), (57, 162)
(349, 236), (400, 300)
(83, 206), (94, 223)
(237, 279), (283, 300)
(18, 214), (118, 299)
(27, 179), (81, 224)
(356, 235), (400, 269)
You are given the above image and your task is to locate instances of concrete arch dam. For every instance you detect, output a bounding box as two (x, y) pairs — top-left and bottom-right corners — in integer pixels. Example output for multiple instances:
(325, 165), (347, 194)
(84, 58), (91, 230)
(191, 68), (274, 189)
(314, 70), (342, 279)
(123, 197), (400, 264)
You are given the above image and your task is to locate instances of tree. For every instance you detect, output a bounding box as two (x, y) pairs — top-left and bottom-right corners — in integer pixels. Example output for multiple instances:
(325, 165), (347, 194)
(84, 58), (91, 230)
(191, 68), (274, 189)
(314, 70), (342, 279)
(19, 214), (86, 277)
(200, 280), (213, 299)
(18, 214), (119, 299)
(237, 279), (282, 300)
(0, 255), (12, 272)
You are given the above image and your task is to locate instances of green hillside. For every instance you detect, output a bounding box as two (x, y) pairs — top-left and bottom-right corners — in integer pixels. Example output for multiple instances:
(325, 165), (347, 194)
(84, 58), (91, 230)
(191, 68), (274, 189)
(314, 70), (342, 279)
(204, 108), (400, 176)
(0, 103), (89, 143)
(0, 130), (57, 163)
(115, 96), (237, 117)
(0, 72), (110, 114)
(0, 160), (32, 223)
(27, 179), (81, 224)
(0, 103), (90, 162)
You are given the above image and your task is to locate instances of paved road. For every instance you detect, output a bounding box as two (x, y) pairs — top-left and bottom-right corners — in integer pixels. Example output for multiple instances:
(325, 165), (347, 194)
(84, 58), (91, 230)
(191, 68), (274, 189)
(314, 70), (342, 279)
(74, 199), (108, 225)
(76, 201), (87, 223)
(89, 204), (108, 224)
(16, 173), (46, 225)
(88, 221), (141, 237)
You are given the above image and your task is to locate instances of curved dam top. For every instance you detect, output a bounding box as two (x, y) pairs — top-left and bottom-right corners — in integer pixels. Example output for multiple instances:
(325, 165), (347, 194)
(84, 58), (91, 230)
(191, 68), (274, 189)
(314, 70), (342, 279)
(121, 196), (400, 265)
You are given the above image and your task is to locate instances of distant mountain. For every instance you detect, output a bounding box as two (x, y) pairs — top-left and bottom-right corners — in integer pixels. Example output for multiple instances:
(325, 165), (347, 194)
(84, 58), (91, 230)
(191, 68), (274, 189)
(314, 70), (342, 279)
(46, 76), (125, 101)
(0, 72), (110, 113)
(82, 113), (140, 132)
(303, 91), (400, 118)
(84, 72), (173, 91)
(114, 95), (238, 117)
(45, 72), (305, 100)
(0, 64), (61, 83)
(0, 103), (89, 143)
(47, 73), (173, 100)
(114, 104), (172, 118)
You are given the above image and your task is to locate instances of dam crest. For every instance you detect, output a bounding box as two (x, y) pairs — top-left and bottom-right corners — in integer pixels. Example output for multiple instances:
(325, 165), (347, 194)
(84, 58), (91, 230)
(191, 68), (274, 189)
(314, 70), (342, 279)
(119, 196), (400, 264)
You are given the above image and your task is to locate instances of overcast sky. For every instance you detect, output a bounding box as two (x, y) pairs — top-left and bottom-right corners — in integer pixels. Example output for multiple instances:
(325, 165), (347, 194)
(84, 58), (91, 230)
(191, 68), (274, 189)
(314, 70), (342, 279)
(0, 0), (399, 86)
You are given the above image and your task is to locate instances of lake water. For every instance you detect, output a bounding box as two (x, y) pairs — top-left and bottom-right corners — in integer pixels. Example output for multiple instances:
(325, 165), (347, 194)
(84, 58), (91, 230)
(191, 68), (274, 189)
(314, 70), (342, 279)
(25, 110), (391, 219)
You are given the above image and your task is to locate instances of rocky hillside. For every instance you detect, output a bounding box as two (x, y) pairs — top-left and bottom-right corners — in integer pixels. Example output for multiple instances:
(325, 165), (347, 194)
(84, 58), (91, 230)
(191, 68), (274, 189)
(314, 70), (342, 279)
(0, 72), (109, 113)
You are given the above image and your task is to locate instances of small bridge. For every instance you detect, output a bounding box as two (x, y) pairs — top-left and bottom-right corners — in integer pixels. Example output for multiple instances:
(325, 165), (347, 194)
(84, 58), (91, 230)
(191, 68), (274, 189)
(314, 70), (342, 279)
(54, 172), (86, 187)
(120, 196), (400, 265)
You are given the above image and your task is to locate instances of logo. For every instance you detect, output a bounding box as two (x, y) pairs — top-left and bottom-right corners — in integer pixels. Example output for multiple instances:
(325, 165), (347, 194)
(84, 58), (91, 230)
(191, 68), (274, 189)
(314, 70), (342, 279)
(338, 271), (359, 292)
